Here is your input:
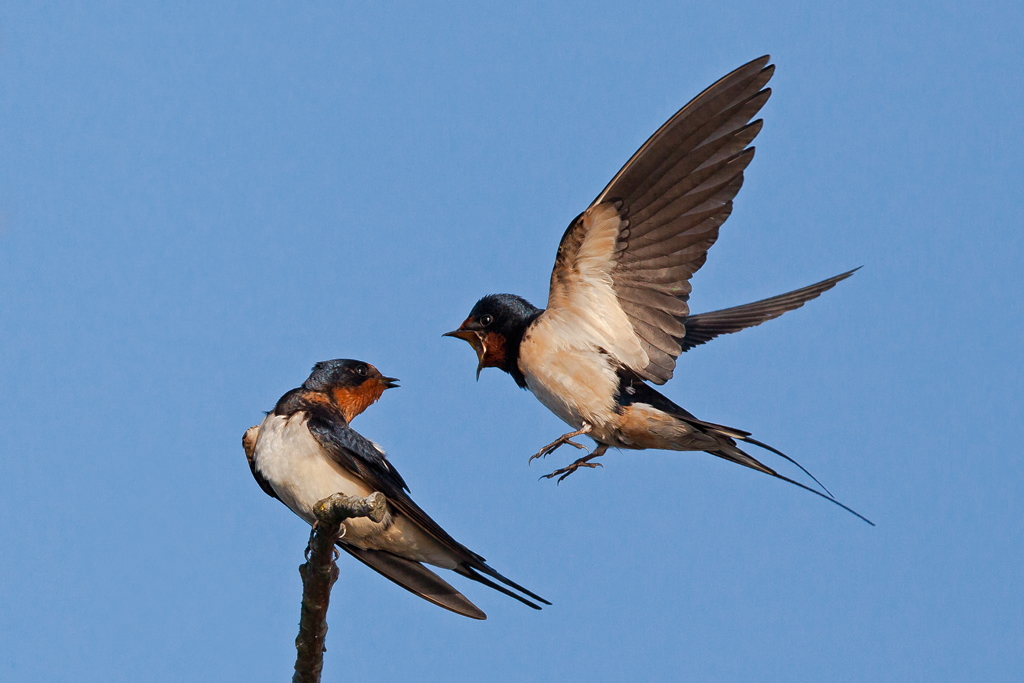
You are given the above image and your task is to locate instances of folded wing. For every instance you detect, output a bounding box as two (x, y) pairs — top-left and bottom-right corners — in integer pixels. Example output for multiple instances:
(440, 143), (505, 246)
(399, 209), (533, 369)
(305, 409), (549, 611)
(340, 545), (487, 619)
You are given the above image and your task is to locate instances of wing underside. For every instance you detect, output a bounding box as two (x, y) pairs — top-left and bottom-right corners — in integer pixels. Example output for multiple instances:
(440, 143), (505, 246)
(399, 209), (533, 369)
(547, 56), (777, 383)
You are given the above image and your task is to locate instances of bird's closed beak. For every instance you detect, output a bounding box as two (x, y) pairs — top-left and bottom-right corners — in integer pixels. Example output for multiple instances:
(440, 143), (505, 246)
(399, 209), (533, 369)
(443, 326), (486, 380)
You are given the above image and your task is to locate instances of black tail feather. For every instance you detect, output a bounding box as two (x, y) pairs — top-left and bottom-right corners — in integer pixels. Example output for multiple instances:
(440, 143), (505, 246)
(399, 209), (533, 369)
(681, 268), (860, 352)
(733, 434), (834, 499)
(711, 442), (874, 526)
(455, 565), (546, 610)
(612, 368), (869, 523)
(470, 561), (551, 606)
(676, 413), (836, 500)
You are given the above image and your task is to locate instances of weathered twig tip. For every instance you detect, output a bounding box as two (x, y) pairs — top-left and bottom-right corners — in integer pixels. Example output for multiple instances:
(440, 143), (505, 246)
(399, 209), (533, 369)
(312, 491), (388, 526)
(363, 491), (388, 523)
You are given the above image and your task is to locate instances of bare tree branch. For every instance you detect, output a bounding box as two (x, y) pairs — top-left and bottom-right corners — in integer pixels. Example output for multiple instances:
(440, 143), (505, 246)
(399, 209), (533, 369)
(293, 491), (387, 683)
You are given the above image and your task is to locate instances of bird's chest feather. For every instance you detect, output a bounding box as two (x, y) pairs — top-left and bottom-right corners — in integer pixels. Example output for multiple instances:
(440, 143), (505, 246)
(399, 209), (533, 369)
(253, 414), (373, 525)
(518, 315), (620, 434)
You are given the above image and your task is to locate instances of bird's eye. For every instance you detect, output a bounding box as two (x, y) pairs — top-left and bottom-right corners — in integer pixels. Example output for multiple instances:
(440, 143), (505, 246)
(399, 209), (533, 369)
(355, 365), (368, 377)
(479, 314), (494, 326)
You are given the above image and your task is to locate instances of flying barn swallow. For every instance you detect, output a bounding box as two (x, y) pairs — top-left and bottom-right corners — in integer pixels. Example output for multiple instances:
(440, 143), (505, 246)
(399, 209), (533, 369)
(445, 56), (871, 524)
(243, 359), (549, 619)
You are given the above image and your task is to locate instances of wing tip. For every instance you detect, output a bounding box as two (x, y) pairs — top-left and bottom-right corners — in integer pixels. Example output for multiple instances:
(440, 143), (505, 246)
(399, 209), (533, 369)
(737, 54), (772, 71)
(339, 545), (492, 620)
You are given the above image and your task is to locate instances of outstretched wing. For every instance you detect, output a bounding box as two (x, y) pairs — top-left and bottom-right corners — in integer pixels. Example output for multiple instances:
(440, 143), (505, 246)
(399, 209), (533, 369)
(680, 269), (859, 352)
(305, 407), (548, 610)
(547, 56), (773, 383)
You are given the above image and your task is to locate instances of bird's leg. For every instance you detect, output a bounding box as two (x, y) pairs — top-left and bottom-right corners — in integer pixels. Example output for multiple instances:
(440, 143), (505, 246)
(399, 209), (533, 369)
(528, 423), (593, 464)
(303, 523), (320, 561)
(541, 444), (609, 484)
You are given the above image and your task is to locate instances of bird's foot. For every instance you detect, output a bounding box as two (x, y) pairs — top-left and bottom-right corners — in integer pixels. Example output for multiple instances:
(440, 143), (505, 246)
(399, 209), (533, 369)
(528, 438), (588, 463)
(541, 444), (609, 484)
(304, 523), (320, 561)
(528, 425), (593, 464)
(541, 456), (604, 484)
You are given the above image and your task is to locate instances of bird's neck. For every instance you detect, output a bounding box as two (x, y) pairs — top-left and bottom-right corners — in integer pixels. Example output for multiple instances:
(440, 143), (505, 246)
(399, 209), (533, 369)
(502, 309), (543, 388)
(330, 383), (384, 422)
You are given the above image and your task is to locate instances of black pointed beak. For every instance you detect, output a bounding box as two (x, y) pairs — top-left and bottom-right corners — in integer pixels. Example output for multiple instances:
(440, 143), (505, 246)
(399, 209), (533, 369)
(381, 377), (400, 389)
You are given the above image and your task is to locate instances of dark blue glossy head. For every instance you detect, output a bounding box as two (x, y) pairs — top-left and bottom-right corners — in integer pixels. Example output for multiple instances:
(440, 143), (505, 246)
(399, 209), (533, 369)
(444, 294), (543, 385)
(303, 359), (399, 391)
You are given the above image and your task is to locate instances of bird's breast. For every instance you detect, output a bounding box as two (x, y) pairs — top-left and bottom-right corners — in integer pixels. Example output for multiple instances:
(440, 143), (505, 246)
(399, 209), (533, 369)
(253, 413), (375, 525)
(518, 315), (620, 436)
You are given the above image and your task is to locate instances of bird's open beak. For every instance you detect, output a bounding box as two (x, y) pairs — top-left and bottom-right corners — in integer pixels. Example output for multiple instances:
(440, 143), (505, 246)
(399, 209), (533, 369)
(380, 376), (400, 389)
(443, 327), (486, 380)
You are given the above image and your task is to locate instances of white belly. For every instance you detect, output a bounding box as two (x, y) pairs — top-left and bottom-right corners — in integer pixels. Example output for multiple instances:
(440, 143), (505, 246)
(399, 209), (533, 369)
(252, 413), (456, 568)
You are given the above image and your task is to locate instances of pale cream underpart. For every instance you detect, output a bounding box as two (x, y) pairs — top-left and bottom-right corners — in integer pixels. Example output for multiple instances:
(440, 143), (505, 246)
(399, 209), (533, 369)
(525, 209), (718, 452)
(252, 413), (456, 568)
(518, 332), (711, 452)
(520, 331), (712, 454)
(519, 313), (621, 443)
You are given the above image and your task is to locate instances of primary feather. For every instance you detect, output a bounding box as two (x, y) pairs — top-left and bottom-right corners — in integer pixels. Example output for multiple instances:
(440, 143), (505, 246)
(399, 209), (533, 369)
(548, 55), (775, 384)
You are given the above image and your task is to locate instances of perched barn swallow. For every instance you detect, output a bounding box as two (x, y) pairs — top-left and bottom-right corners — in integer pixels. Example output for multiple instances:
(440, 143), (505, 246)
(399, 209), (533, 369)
(445, 56), (871, 524)
(244, 359), (549, 619)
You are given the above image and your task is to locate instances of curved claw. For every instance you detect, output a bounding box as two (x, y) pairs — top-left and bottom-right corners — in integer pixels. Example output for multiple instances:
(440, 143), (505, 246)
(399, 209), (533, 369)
(304, 524), (319, 561)
(539, 442), (609, 483)
(527, 426), (594, 464)
(529, 438), (589, 463)
(528, 450), (544, 465)
(527, 449), (548, 465)
(540, 460), (604, 484)
(557, 462), (603, 484)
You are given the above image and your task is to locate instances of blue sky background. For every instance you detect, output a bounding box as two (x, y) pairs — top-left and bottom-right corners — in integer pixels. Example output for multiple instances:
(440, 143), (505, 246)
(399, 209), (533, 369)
(1, 2), (1022, 681)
